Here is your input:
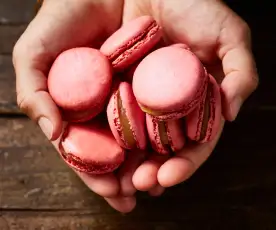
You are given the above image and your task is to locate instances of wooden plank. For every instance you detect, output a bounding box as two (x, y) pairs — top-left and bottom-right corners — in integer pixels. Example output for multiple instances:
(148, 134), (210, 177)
(0, 109), (276, 213)
(0, 0), (35, 25)
(0, 26), (27, 54)
(0, 55), (20, 114)
(0, 208), (275, 230)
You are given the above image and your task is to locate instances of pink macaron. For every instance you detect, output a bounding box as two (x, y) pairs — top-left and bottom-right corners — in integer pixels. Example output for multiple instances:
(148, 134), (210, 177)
(106, 81), (147, 150)
(146, 114), (185, 155)
(185, 74), (222, 143)
(132, 45), (208, 121)
(59, 119), (125, 174)
(48, 47), (113, 122)
(100, 15), (162, 72)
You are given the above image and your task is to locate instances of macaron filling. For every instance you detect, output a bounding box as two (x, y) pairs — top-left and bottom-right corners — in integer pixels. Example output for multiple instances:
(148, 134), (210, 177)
(199, 81), (216, 142)
(107, 21), (160, 68)
(117, 91), (137, 148)
(200, 89), (211, 141)
(158, 121), (174, 153)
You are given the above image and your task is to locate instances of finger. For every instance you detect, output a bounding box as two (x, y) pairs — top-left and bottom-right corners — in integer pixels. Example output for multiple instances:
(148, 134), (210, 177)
(218, 19), (259, 121)
(219, 47), (259, 121)
(133, 154), (168, 191)
(104, 196), (136, 213)
(76, 172), (120, 198)
(117, 150), (147, 196)
(14, 66), (62, 141)
(148, 184), (165, 197)
(158, 119), (225, 187)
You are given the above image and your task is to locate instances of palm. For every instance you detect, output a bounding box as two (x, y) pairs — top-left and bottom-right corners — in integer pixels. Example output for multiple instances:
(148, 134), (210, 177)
(126, 0), (225, 60)
(123, 0), (245, 82)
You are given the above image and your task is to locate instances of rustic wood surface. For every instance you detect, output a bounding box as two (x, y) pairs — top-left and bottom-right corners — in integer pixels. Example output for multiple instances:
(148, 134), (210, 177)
(1, 0), (276, 229)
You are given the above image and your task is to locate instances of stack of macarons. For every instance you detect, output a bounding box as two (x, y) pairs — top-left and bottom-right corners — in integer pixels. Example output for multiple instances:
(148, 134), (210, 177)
(47, 16), (222, 175)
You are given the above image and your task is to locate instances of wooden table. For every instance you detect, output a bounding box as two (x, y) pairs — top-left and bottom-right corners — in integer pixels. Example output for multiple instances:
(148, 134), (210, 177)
(1, 0), (276, 229)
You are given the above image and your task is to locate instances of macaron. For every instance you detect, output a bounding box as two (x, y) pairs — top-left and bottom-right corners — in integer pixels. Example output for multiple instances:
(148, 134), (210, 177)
(132, 45), (208, 121)
(107, 81), (147, 150)
(100, 15), (162, 72)
(185, 74), (222, 143)
(146, 114), (185, 155)
(59, 119), (125, 174)
(48, 47), (113, 122)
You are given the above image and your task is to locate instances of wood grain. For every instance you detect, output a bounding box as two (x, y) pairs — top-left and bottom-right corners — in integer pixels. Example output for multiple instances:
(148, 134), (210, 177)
(0, 110), (276, 214)
(0, 55), (20, 115)
(1, 209), (276, 230)
(0, 26), (26, 54)
(0, 0), (35, 25)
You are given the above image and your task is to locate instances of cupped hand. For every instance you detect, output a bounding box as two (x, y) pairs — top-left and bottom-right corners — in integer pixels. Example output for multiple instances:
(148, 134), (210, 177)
(13, 0), (258, 213)
(126, 0), (258, 190)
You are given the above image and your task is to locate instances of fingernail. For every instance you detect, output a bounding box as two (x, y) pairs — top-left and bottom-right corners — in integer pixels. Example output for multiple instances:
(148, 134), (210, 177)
(38, 117), (53, 140)
(231, 97), (243, 120)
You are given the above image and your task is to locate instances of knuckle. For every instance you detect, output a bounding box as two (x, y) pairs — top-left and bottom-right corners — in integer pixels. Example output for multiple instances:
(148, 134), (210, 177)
(248, 72), (259, 92)
(16, 91), (33, 115)
(12, 41), (25, 67)
(239, 21), (251, 40)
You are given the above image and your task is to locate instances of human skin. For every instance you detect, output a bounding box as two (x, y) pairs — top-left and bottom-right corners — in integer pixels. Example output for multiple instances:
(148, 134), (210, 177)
(13, 0), (259, 213)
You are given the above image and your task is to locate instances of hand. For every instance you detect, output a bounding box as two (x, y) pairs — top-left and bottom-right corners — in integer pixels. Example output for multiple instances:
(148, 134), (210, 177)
(13, 0), (258, 213)
(124, 0), (258, 194)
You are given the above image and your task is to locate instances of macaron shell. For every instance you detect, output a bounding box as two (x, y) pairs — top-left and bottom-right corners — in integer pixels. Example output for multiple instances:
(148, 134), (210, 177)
(100, 15), (162, 71)
(59, 120), (125, 174)
(133, 46), (207, 117)
(185, 74), (222, 143)
(48, 47), (112, 122)
(60, 103), (106, 123)
(107, 82), (147, 150)
(184, 84), (208, 141)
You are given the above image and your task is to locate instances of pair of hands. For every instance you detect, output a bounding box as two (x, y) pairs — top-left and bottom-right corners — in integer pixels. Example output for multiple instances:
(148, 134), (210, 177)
(13, 0), (258, 213)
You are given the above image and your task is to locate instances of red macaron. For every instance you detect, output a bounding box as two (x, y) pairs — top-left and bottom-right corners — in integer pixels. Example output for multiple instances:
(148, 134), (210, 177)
(59, 119), (125, 174)
(132, 45), (208, 121)
(48, 47), (113, 122)
(106, 81), (147, 150)
(100, 15), (162, 72)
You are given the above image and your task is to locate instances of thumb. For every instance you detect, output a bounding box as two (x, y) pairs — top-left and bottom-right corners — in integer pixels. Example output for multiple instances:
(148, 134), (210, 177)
(12, 0), (123, 141)
(13, 59), (63, 141)
(218, 15), (259, 121)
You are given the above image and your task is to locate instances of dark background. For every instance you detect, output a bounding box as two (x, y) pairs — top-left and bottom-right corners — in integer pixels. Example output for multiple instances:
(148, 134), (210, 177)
(0, 0), (275, 229)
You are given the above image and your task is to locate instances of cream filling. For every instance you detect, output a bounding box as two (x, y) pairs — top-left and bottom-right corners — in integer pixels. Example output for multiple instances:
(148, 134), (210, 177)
(158, 121), (174, 153)
(200, 85), (210, 140)
(117, 92), (136, 148)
